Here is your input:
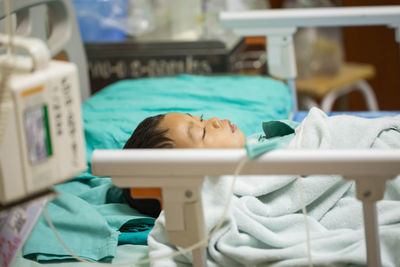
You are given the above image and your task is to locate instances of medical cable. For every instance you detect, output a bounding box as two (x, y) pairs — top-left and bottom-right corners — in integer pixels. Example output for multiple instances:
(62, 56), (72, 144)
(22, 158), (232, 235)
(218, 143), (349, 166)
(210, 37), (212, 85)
(0, 0), (14, 103)
(297, 176), (313, 267)
(0, 0), (15, 141)
(292, 113), (313, 267)
(3, 0), (14, 56)
(42, 156), (249, 266)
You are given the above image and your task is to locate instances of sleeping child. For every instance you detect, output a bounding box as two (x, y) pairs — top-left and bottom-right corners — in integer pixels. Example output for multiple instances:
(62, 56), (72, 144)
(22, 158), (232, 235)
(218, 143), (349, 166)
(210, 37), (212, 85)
(123, 112), (247, 149)
(122, 112), (249, 217)
(123, 108), (400, 218)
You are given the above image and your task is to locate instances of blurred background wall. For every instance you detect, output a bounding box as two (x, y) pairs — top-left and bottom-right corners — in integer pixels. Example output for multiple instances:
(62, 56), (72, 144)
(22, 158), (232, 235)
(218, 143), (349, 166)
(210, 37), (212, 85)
(270, 0), (400, 111)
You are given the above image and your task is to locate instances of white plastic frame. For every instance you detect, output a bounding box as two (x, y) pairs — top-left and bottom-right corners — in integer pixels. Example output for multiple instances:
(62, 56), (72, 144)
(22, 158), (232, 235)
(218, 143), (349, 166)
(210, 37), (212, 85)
(92, 149), (400, 267)
(220, 5), (400, 113)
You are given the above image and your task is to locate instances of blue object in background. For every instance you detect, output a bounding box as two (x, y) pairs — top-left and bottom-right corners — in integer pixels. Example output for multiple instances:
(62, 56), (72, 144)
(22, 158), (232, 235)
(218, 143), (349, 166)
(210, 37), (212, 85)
(293, 110), (400, 122)
(72, 0), (128, 42)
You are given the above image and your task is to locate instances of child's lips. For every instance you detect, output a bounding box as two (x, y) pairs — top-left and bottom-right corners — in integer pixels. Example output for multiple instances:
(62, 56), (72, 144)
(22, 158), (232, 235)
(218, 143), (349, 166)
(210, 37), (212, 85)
(232, 124), (237, 133)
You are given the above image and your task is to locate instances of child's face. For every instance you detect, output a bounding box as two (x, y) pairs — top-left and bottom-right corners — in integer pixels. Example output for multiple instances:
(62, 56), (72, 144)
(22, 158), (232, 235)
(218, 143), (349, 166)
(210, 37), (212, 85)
(157, 112), (246, 148)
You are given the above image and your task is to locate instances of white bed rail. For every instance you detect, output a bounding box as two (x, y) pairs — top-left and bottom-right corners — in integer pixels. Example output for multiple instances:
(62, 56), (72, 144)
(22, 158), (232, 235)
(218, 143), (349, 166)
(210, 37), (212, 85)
(92, 149), (400, 267)
(220, 6), (400, 113)
(92, 149), (400, 177)
(220, 6), (400, 31)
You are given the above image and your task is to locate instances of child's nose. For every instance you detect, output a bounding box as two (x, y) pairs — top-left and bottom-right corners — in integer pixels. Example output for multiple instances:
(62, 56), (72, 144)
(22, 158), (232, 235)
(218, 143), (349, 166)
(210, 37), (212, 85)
(208, 117), (221, 129)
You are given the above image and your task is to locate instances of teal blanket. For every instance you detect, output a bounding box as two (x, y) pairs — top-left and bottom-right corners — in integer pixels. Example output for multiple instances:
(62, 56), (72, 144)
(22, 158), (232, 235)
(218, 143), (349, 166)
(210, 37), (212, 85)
(23, 75), (293, 262)
(148, 108), (400, 267)
(23, 178), (152, 262)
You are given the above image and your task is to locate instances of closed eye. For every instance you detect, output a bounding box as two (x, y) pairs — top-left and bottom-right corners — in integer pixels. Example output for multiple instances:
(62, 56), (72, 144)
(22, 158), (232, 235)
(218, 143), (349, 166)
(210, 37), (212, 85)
(200, 115), (206, 139)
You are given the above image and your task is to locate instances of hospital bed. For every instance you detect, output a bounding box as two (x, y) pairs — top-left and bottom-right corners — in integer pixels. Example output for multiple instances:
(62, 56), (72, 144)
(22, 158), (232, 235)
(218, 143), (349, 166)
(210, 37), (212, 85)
(92, 5), (400, 267)
(1, 1), (400, 267)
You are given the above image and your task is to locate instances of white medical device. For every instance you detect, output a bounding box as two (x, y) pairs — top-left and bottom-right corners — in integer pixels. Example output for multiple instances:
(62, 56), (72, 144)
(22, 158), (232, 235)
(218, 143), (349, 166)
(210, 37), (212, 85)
(0, 34), (86, 206)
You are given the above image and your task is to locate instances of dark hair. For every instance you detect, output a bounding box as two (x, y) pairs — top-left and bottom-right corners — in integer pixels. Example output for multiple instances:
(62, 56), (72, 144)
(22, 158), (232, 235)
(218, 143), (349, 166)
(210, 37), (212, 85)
(123, 114), (173, 149)
(122, 114), (171, 217)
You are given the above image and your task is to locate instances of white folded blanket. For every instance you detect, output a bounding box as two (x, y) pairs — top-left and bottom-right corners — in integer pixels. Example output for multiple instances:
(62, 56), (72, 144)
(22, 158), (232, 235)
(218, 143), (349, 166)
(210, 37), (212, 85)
(148, 108), (400, 267)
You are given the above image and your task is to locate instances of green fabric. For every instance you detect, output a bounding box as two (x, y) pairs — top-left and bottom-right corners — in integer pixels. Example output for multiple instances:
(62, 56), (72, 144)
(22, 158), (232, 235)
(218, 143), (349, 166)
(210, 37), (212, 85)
(23, 178), (154, 262)
(262, 120), (296, 138)
(13, 245), (149, 267)
(245, 120), (299, 159)
(118, 218), (155, 245)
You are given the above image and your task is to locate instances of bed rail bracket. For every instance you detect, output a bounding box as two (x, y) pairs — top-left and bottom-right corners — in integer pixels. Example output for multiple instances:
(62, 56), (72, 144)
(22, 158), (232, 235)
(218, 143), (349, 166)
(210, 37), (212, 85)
(344, 175), (395, 267)
(162, 176), (206, 249)
(109, 175), (207, 249)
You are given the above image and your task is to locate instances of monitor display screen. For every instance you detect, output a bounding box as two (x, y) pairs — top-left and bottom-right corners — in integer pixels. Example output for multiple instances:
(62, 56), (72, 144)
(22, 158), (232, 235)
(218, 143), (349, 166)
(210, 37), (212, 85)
(24, 105), (52, 165)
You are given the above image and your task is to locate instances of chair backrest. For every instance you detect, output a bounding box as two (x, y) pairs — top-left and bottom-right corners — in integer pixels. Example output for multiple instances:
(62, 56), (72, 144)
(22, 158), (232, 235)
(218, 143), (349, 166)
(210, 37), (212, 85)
(0, 0), (90, 101)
